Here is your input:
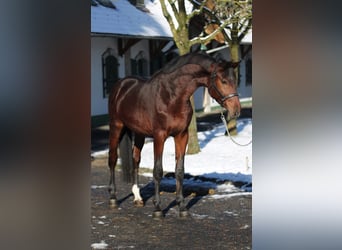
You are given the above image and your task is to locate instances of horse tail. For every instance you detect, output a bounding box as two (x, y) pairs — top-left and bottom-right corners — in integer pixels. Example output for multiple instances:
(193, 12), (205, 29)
(119, 128), (134, 183)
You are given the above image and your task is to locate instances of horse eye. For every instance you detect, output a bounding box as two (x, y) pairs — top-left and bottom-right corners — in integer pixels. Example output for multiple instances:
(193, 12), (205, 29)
(221, 79), (228, 84)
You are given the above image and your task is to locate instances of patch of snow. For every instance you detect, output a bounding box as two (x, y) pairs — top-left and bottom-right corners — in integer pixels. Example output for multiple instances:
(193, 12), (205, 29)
(224, 211), (239, 216)
(210, 192), (252, 200)
(191, 213), (209, 219)
(91, 240), (108, 249)
(216, 183), (241, 193)
(91, 149), (108, 157)
(240, 224), (250, 229)
(142, 172), (153, 177)
(91, 185), (108, 189)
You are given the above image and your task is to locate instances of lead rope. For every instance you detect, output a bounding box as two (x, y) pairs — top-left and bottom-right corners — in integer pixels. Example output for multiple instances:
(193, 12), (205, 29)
(220, 111), (252, 146)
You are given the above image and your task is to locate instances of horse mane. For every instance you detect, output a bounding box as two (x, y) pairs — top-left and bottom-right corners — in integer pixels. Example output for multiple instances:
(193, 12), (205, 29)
(160, 52), (216, 74)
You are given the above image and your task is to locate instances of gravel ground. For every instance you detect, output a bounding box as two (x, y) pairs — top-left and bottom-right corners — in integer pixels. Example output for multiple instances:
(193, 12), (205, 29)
(91, 158), (252, 250)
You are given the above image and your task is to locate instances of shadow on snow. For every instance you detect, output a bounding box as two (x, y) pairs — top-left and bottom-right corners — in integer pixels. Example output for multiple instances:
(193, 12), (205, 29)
(117, 172), (252, 216)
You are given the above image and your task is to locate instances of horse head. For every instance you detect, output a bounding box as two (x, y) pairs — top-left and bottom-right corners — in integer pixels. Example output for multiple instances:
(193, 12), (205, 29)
(208, 60), (241, 119)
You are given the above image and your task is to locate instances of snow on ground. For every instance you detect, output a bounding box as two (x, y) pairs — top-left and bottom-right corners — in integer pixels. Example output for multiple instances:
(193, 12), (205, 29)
(140, 118), (252, 182)
(91, 240), (108, 249)
(92, 118), (252, 192)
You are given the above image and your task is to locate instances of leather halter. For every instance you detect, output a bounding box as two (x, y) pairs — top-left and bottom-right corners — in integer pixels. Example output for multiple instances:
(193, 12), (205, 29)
(209, 69), (239, 105)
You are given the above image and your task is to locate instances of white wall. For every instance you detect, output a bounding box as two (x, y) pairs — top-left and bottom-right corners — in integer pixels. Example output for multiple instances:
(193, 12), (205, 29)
(91, 37), (151, 117)
(91, 37), (128, 116)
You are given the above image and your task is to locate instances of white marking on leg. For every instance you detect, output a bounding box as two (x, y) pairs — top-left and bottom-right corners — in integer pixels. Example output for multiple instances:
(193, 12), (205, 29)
(132, 184), (142, 201)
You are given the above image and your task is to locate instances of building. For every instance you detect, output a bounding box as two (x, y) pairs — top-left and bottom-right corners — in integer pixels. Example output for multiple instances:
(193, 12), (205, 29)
(91, 0), (252, 127)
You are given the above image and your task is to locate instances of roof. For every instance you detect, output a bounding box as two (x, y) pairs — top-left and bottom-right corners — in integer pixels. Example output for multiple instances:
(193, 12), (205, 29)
(91, 0), (252, 43)
(91, 0), (173, 39)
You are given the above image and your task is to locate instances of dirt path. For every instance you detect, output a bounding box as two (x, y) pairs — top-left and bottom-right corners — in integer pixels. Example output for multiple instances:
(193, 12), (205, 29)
(91, 158), (251, 250)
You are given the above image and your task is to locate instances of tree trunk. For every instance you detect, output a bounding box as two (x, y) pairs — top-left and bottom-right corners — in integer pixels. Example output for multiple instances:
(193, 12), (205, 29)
(186, 96), (200, 154)
(226, 43), (240, 136)
(230, 43), (240, 78)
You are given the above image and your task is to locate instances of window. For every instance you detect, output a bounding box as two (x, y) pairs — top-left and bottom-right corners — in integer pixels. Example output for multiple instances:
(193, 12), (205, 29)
(150, 51), (178, 75)
(102, 48), (119, 98)
(131, 51), (148, 77)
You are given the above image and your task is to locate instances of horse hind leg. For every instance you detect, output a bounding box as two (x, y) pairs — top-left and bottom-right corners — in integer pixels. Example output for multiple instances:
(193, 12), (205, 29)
(132, 133), (145, 207)
(108, 121), (124, 208)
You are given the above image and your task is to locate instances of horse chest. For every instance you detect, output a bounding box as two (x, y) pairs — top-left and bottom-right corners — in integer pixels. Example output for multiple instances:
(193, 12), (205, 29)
(167, 110), (192, 135)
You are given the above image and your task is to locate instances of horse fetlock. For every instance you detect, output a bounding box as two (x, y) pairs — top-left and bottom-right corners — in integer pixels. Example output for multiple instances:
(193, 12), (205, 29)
(109, 199), (119, 208)
(133, 200), (144, 207)
(132, 184), (142, 201)
(152, 210), (164, 218)
(179, 209), (189, 218)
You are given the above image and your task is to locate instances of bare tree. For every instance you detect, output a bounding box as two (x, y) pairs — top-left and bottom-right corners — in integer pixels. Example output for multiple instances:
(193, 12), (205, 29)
(160, 0), (252, 153)
(192, 0), (252, 81)
(191, 0), (252, 134)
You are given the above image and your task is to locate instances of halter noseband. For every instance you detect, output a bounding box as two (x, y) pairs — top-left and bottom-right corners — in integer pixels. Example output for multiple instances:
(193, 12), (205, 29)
(209, 70), (239, 105)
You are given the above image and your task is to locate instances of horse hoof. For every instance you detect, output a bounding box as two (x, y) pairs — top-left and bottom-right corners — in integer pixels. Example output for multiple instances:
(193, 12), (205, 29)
(152, 210), (164, 218)
(134, 200), (144, 207)
(109, 199), (119, 208)
(179, 210), (189, 217)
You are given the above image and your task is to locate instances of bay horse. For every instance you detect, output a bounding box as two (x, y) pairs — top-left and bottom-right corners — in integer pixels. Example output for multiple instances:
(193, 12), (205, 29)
(108, 52), (240, 217)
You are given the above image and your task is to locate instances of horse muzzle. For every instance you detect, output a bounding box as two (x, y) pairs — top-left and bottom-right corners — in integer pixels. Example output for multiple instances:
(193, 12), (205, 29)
(227, 110), (240, 120)
(223, 101), (241, 120)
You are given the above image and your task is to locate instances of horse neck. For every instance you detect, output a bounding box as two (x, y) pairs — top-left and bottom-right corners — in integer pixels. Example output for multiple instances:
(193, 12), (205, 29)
(173, 64), (212, 98)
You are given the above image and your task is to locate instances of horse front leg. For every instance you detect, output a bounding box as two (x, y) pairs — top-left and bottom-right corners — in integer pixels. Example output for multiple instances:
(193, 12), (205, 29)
(152, 132), (166, 218)
(132, 133), (145, 207)
(174, 131), (189, 217)
(108, 121), (124, 208)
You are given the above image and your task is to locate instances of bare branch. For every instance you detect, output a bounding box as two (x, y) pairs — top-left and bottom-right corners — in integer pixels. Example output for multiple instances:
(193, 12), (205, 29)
(187, 0), (207, 21)
(167, 0), (180, 21)
(189, 0), (217, 16)
(189, 5), (251, 47)
(189, 17), (232, 46)
(238, 17), (252, 42)
(160, 0), (178, 36)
